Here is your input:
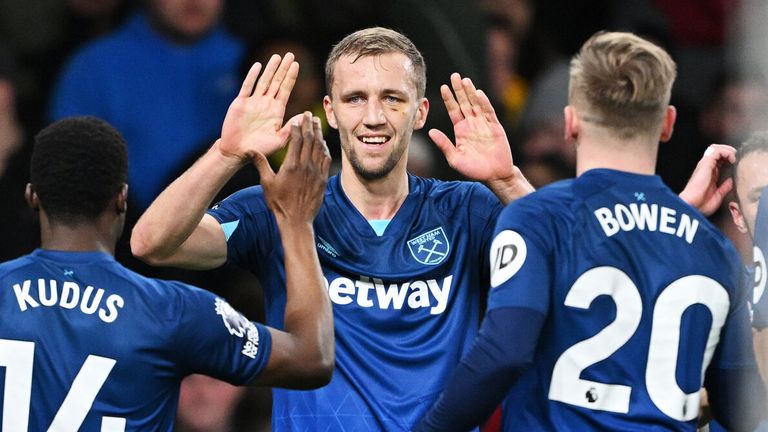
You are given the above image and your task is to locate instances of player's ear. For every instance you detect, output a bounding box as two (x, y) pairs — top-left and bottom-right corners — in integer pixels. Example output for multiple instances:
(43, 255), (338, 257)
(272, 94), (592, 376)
(564, 105), (579, 143)
(116, 184), (128, 214)
(25, 183), (39, 211)
(323, 95), (338, 129)
(728, 201), (749, 234)
(659, 106), (676, 143)
(413, 97), (429, 131)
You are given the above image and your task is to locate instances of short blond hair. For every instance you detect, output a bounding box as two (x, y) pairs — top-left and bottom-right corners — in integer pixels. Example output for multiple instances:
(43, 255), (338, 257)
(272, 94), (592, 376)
(569, 31), (676, 139)
(325, 27), (426, 99)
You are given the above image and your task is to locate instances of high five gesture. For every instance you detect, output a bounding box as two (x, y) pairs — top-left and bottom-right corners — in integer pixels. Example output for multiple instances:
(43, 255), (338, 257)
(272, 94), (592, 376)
(131, 54), (307, 268)
(220, 54), (301, 164)
(433, 73), (533, 204)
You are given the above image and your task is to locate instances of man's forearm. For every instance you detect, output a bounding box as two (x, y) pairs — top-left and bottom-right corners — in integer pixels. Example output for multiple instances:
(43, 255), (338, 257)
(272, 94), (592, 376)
(131, 140), (244, 263)
(278, 218), (334, 386)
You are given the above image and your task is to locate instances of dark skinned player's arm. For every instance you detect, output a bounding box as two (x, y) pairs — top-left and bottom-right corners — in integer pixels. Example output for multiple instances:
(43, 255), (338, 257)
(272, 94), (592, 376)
(248, 114), (335, 389)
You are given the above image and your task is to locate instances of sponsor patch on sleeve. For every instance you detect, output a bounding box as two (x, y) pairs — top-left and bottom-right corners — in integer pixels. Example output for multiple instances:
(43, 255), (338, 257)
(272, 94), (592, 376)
(214, 298), (260, 359)
(490, 230), (528, 288)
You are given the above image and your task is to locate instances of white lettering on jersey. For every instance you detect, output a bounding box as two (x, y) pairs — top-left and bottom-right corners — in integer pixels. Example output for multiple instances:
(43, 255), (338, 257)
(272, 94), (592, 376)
(490, 230), (528, 288)
(325, 275), (453, 315)
(11, 279), (124, 324)
(594, 203), (699, 244)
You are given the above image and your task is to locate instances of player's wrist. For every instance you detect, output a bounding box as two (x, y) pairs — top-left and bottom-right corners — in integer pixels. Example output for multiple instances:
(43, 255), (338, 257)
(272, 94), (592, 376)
(211, 139), (249, 170)
(274, 216), (315, 233)
(486, 166), (535, 205)
(274, 217), (316, 248)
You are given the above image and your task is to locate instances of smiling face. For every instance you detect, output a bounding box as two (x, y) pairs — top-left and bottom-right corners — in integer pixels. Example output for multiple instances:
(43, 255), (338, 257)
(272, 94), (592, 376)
(730, 150), (768, 236)
(323, 53), (428, 181)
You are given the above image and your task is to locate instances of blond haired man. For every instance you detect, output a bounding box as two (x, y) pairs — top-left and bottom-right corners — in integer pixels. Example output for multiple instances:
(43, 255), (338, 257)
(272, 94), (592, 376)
(417, 31), (766, 431)
(131, 27), (533, 430)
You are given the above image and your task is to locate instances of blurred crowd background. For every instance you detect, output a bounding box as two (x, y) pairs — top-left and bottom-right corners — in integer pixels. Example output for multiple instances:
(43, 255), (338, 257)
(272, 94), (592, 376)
(1, 0), (766, 430)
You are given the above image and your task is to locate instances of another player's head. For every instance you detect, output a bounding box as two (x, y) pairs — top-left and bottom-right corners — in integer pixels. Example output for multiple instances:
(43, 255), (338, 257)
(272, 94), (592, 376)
(28, 116), (128, 233)
(729, 131), (768, 236)
(565, 31), (677, 146)
(323, 27), (429, 181)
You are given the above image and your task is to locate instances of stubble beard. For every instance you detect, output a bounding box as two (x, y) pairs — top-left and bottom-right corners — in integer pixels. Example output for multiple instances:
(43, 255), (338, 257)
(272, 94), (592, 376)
(343, 134), (410, 181)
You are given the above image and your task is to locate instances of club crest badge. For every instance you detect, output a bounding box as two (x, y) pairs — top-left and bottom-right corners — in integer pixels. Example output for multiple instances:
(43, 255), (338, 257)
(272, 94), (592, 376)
(408, 227), (450, 265)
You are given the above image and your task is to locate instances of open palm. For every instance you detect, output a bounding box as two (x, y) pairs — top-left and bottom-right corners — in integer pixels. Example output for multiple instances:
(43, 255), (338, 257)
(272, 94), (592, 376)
(430, 73), (515, 182)
(220, 53), (301, 163)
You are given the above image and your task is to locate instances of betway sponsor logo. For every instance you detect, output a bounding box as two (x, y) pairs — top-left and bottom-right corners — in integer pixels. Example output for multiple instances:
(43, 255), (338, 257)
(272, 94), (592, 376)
(324, 275), (453, 315)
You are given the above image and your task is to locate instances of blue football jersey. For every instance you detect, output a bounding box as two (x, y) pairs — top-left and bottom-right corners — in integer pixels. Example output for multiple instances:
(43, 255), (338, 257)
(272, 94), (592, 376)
(208, 174), (502, 431)
(487, 169), (752, 431)
(751, 187), (768, 329)
(0, 249), (272, 431)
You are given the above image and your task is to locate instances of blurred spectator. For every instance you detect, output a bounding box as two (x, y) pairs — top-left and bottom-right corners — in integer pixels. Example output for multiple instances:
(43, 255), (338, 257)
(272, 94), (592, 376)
(0, 45), (38, 261)
(0, 0), (131, 133)
(176, 374), (247, 432)
(407, 133), (441, 178)
(243, 35), (328, 170)
(519, 154), (572, 189)
(516, 59), (574, 175)
(484, 13), (529, 129)
(49, 0), (243, 210)
(700, 72), (768, 147)
(651, 0), (734, 108)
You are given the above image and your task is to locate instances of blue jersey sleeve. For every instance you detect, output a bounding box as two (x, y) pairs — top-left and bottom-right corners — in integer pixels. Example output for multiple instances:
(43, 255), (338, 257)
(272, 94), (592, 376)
(415, 307), (545, 432)
(486, 197), (553, 314)
(166, 281), (273, 384)
(207, 186), (278, 273)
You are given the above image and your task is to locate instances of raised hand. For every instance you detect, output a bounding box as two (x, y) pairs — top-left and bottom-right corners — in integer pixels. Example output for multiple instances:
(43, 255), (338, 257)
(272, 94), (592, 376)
(679, 144), (736, 216)
(430, 73), (516, 183)
(219, 53), (301, 164)
(254, 112), (331, 224)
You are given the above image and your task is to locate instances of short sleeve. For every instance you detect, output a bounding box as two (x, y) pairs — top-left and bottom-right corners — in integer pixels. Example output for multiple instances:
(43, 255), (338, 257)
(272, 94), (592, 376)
(207, 186), (277, 272)
(486, 198), (554, 315)
(168, 282), (273, 384)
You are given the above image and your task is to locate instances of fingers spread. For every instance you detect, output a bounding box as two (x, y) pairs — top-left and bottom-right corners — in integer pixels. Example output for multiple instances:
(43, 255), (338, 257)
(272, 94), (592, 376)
(239, 62), (262, 97)
(476, 89), (500, 124)
(254, 54), (282, 96)
(267, 52), (296, 98)
(428, 128), (456, 162)
(463, 77), (481, 117)
(441, 84), (463, 125)
(450, 73), (472, 118)
(276, 61), (299, 104)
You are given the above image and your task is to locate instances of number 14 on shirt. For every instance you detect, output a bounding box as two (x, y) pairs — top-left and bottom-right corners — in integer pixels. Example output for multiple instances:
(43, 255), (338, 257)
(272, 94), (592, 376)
(1, 338), (124, 432)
